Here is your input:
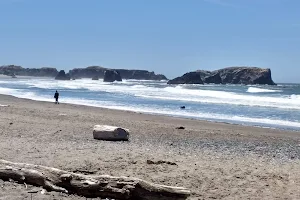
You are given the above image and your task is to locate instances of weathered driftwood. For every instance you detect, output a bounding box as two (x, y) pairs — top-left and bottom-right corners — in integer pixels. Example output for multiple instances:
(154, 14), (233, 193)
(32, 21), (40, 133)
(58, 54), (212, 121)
(93, 125), (130, 141)
(0, 159), (190, 200)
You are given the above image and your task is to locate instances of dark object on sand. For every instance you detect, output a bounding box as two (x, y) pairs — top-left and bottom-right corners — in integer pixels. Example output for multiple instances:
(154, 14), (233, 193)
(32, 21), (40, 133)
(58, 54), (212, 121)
(176, 126), (185, 130)
(147, 159), (177, 166)
(180, 106), (185, 109)
(28, 190), (39, 200)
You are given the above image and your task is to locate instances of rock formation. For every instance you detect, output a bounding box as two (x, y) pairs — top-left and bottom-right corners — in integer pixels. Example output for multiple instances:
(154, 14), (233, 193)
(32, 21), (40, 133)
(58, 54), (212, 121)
(203, 73), (222, 84)
(103, 70), (122, 82)
(0, 65), (167, 81)
(55, 70), (70, 80)
(92, 75), (99, 80)
(167, 72), (204, 84)
(69, 66), (167, 80)
(0, 65), (58, 77)
(168, 67), (276, 85)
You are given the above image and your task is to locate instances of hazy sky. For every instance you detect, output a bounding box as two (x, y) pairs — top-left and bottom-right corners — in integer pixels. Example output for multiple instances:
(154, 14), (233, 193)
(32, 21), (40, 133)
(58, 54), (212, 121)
(0, 0), (299, 83)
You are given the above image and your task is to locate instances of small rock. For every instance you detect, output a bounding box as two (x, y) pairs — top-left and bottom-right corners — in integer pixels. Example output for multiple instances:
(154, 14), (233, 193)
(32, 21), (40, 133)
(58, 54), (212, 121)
(176, 126), (185, 130)
(146, 159), (177, 166)
(41, 189), (47, 194)
(28, 190), (40, 194)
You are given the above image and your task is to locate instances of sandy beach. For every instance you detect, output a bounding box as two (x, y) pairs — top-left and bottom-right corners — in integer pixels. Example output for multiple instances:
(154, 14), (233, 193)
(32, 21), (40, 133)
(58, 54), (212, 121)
(0, 94), (300, 200)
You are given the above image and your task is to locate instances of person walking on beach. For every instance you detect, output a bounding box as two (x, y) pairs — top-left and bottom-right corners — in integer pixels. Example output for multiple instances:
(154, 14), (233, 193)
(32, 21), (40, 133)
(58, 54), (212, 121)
(54, 90), (59, 104)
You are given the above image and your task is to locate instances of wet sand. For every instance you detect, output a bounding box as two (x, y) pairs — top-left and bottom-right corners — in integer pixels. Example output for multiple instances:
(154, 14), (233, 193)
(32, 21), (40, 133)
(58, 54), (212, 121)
(0, 94), (300, 199)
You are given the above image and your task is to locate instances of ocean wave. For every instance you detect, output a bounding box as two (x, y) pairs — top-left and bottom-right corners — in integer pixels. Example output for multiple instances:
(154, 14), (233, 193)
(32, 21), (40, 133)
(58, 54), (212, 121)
(0, 87), (51, 102)
(290, 94), (300, 100)
(98, 105), (300, 128)
(136, 94), (300, 110)
(135, 86), (300, 110)
(42, 96), (300, 129)
(247, 87), (282, 93)
(1, 79), (300, 111)
(0, 85), (300, 129)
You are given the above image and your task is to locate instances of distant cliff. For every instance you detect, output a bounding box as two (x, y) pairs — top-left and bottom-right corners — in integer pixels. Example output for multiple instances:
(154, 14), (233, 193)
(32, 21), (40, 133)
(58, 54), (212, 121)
(0, 65), (58, 77)
(69, 66), (167, 80)
(168, 67), (276, 85)
(0, 65), (167, 81)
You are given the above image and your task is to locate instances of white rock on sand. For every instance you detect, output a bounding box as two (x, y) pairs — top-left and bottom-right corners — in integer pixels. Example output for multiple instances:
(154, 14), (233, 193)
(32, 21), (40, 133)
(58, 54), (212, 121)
(93, 125), (129, 141)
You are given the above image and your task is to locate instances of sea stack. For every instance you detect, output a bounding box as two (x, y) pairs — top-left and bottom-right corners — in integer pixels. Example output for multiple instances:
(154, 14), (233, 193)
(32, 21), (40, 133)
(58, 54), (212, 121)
(168, 67), (276, 85)
(167, 72), (204, 84)
(55, 70), (71, 80)
(103, 70), (122, 82)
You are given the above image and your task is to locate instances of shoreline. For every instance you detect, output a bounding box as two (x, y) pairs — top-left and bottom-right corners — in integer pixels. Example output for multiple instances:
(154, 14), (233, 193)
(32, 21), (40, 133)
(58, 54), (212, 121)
(1, 93), (300, 133)
(1, 93), (300, 142)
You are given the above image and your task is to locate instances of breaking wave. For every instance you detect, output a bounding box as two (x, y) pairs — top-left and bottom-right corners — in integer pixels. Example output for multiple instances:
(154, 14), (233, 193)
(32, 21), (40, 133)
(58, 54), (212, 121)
(247, 87), (282, 93)
(0, 77), (300, 130)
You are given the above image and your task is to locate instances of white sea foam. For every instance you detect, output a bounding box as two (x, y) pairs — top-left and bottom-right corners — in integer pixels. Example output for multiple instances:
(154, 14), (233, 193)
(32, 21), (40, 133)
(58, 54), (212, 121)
(145, 86), (300, 110)
(247, 87), (281, 93)
(2, 78), (300, 110)
(291, 94), (300, 100)
(51, 97), (300, 129)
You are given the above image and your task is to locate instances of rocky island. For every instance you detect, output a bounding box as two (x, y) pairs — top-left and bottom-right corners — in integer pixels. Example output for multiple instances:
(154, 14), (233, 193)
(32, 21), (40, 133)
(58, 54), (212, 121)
(69, 66), (167, 80)
(0, 65), (58, 77)
(168, 67), (276, 85)
(0, 65), (167, 81)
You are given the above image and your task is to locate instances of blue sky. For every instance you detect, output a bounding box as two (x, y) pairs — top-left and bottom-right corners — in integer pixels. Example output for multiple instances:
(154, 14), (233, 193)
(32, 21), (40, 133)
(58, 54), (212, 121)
(0, 0), (299, 82)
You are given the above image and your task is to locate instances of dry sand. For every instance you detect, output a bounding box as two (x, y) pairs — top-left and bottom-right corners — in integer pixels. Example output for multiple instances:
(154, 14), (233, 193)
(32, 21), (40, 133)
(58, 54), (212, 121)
(0, 94), (300, 200)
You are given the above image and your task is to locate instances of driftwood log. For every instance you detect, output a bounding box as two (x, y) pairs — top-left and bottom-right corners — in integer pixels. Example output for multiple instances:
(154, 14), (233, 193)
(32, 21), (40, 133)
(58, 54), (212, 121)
(93, 125), (129, 141)
(0, 159), (190, 200)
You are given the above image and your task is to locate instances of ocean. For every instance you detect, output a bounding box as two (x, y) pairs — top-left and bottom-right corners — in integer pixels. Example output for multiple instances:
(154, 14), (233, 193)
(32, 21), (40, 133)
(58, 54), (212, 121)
(0, 76), (299, 131)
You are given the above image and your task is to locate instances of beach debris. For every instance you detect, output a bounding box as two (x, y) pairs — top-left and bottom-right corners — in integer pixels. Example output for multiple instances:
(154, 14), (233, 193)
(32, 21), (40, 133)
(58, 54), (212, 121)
(53, 130), (62, 134)
(146, 159), (177, 166)
(58, 113), (67, 116)
(0, 104), (9, 107)
(93, 125), (129, 141)
(0, 159), (190, 200)
(72, 169), (97, 175)
(176, 126), (185, 130)
(41, 189), (47, 195)
(28, 190), (39, 200)
(9, 122), (13, 125)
